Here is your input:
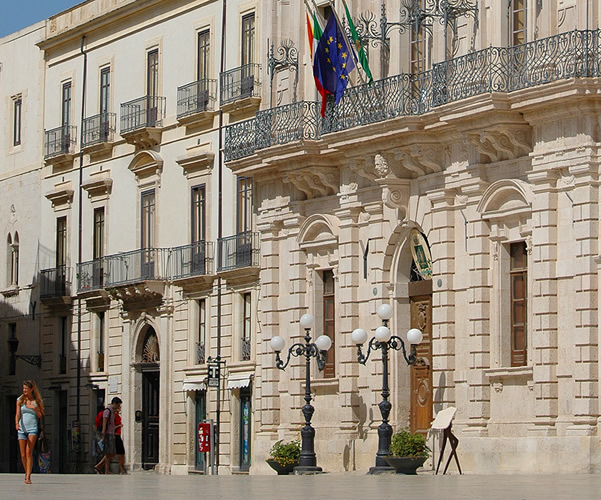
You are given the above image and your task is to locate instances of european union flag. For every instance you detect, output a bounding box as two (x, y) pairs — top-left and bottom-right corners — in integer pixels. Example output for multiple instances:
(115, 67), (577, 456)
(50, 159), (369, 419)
(313, 14), (356, 117)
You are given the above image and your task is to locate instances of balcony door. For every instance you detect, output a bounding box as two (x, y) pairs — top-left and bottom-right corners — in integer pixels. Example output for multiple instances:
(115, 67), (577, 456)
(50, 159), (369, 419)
(240, 13), (255, 97)
(191, 185), (206, 275)
(99, 67), (111, 141)
(61, 82), (71, 151)
(236, 177), (253, 267)
(93, 207), (105, 287)
(141, 190), (156, 279)
(147, 49), (159, 126)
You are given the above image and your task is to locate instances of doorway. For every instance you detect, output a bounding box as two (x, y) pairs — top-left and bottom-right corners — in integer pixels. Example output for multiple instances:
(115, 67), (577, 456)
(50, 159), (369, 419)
(409, 291), (433, 435)
(195, 391), (206, 471)
(56, 390), (68, 473)
(141, 368), (159, 469)
(239, 388), (251, 471)
(7, 395), (18, 472)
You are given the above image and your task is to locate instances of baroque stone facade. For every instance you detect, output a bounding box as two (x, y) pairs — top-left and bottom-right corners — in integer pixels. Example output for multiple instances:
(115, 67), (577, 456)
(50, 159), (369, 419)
(2, 0), (601, 475)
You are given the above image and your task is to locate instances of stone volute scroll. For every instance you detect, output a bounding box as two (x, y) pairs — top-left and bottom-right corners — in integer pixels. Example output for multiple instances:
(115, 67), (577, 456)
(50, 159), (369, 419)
(377, 178), (411, 220)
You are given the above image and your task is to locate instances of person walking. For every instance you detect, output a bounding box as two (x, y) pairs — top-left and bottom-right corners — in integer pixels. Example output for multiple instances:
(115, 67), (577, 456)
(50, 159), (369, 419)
(94, 397), (122, 474)
(15, 380), (45, 484)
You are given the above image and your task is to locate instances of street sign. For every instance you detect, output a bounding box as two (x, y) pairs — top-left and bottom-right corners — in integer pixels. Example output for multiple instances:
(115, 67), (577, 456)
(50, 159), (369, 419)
(208, 362), (220, 387)
(197, 422), (211, 453)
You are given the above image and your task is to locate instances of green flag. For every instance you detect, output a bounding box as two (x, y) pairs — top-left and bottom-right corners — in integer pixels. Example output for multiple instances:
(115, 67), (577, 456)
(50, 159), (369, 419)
(344, 2), (372, 83)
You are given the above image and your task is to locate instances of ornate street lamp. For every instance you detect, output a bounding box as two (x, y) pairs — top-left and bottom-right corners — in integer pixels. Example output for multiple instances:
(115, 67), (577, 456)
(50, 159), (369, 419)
(270, 313), (332, 473)
(352, 303), (423, 474)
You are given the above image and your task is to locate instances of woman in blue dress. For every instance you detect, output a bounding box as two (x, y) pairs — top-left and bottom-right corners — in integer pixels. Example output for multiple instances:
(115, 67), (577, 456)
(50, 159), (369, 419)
(15, 380), (45, 484)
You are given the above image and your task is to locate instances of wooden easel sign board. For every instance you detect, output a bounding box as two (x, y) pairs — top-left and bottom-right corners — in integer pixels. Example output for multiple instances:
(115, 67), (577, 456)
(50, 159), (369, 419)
(431, 406), (456, 430)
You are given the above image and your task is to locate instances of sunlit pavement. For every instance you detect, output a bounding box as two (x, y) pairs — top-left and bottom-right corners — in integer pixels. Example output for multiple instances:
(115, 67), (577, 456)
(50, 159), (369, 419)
(1, 470), (601, 500)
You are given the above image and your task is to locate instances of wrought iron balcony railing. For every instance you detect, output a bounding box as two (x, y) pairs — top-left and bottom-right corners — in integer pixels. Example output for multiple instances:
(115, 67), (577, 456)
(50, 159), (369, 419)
(82, 112), (116, 147)
(77, 258), (105, 293)
(44, 125), (77, 159)
(120, 95), (166, 134)
(220, 63), (262, 105)
(170, 241), (215, 280)
(177, 79), (217, 119)
(40, 265), (71, 298)
(225, 29), (601, 162)
(104, 248), (170, 287)
(217, 231), (260, 272)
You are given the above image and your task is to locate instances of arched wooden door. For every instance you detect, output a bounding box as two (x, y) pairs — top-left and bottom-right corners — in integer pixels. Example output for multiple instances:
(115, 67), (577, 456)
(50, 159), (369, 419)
(409, 285), (433, 435)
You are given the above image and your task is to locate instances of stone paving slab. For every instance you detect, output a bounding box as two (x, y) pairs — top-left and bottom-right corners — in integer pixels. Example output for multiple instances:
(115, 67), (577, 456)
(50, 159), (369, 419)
(1, 471), (601, 500)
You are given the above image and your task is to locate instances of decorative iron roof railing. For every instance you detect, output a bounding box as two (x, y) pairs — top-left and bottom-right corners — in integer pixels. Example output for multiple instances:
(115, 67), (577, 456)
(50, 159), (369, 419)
(225, 29), (601, 162)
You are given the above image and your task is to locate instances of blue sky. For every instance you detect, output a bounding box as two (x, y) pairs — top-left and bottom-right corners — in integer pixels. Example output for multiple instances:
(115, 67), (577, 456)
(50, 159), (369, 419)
(1, 1), (80, 39)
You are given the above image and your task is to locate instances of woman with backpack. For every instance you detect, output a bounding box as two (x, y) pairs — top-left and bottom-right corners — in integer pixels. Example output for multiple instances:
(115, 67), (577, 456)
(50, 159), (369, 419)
(15, 380), (45, 484)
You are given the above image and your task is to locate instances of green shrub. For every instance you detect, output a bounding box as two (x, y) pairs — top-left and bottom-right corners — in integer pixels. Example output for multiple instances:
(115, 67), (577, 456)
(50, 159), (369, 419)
(268, 439), (301, 466)
(389, 428), (430, 458)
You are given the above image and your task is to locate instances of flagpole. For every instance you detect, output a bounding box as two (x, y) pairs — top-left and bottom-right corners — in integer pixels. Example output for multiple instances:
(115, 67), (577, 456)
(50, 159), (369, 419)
(326, 0), (366, 85)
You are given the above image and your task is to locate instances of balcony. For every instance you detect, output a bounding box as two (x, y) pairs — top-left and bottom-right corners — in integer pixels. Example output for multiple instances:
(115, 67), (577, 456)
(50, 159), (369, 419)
(170, 241), (215, 290)
(104, 248), (169, 307)
(44, 125), (77, 168)
(217, 232), (260, 283)
(82, 112), (116, 155)
(40, 265), (72, 305)
(120, 95), (166, 148)
(177, 79), (217, 126)
(220, 63), (261, 112)
(224, 29), (601, 162)
(77, 258), (106, 297)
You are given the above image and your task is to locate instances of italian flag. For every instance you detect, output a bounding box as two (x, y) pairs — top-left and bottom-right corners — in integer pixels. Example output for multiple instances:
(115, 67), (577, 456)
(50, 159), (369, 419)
(306, 8), (325, 97)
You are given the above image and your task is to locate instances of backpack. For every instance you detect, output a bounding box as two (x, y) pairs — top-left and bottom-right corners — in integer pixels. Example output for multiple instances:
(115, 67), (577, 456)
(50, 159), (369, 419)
(95, 407), (111, 431)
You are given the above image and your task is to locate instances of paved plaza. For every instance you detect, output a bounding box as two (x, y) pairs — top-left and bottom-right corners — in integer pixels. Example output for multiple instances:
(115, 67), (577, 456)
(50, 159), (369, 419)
(1, 471), (601, 500)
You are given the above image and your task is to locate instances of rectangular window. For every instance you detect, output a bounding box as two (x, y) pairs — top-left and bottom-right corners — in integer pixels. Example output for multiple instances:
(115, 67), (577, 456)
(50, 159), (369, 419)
(99, 67), (111, 141)
(322, 270), (335, 378)
(241, 13), (255, 67)
(237, 177), (253, 234)
(100, 67), (111, 115)
(97, 312), (105, 372)
(510, 242), (527, 366)
(197, 29), (210, 82)
(241, 292), (251, 361)
(141, 191), (156, 249)
(197, 299), (206, 364)
(93, 208), (105, 260)
(56, 216), (67, 268)
(511, 0), (526, 46)
(147, 49), (159, 97)
(13, 98), (22, 146)
(59, 316), (68, 374)
(141, 190), (156, 278)
(191, 185), (206, 244)
(62, 82), (72, 127)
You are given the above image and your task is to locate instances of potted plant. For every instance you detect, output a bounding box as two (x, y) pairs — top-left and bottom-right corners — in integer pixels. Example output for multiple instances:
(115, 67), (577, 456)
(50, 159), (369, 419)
(266, 439), (301, 475)
(384, 427), (430, 474)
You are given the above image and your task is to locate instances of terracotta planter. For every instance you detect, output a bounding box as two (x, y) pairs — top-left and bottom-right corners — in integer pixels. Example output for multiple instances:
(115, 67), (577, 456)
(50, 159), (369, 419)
(383, 456), (427, 475)
(266, 458), (299, 475)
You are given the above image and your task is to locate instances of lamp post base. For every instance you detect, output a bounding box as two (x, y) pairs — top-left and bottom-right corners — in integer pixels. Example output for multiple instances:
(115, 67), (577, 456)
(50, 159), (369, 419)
(368, 465), (396, 475)
(293, 465), (324, 475)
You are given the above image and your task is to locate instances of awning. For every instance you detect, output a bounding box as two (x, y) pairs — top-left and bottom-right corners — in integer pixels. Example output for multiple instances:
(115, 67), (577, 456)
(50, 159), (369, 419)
(227, 373), (253, 390)
(182, 378), (207, 392)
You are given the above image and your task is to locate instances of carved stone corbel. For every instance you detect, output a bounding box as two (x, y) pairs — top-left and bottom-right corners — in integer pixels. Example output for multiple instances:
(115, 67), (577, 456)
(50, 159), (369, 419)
(377, 178), (410, 219)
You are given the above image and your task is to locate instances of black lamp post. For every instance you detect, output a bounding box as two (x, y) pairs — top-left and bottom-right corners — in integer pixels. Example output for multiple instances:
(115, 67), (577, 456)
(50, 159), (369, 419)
(352, 303), (422, 474)
(7, 333), (42, 370)
(270, 313), (332, 474)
